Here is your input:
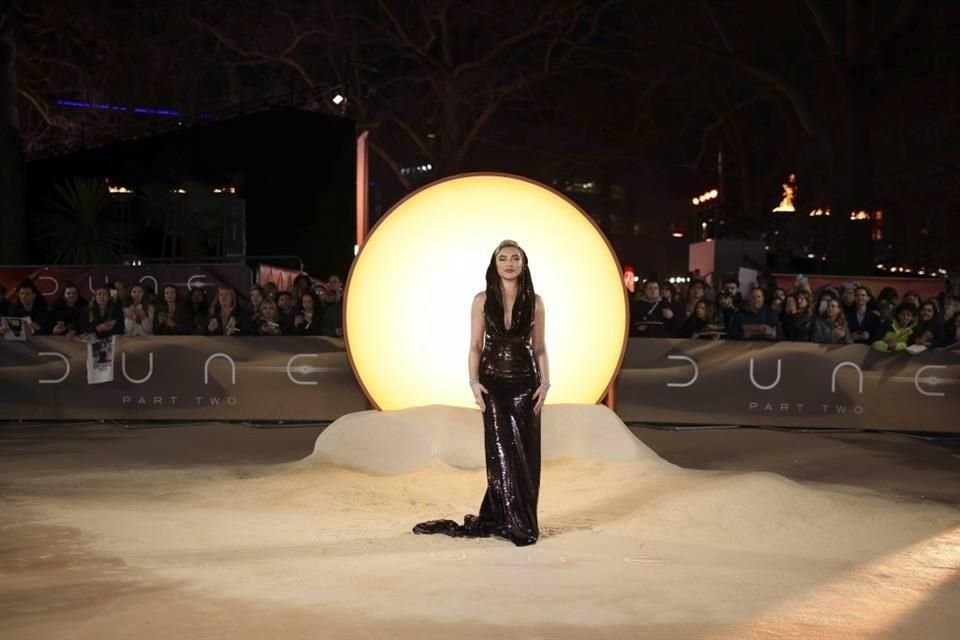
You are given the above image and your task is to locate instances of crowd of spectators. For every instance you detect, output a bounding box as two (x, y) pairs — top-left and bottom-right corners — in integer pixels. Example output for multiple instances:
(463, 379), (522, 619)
(630, 272), (960, 351)
(0, 273), (345, 339)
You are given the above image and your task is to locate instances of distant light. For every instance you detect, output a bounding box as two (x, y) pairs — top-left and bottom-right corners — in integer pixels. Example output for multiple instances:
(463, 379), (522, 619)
(332, 94), (345, 105)
(701, 222), (708, 229)
(171, 188), (187, 194)
(876, 264), (884, 269)
(108, 185), (133, 194)
(692, 197), (700, 205)
(807, 253), (815, 259)
(672, 232), (683, 238)
(633, 275), (639, 282)
(709, 189), (718, 198)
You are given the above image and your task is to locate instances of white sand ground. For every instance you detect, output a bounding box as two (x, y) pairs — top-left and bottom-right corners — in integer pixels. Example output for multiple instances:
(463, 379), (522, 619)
(1, 405), (959, 639)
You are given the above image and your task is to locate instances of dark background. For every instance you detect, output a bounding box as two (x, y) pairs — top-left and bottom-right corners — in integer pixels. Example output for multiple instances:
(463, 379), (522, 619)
(2, 0), (958, 279)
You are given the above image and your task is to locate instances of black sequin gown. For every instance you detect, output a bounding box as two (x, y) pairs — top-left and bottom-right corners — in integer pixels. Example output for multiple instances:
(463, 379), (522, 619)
(413, 301), (542, 546)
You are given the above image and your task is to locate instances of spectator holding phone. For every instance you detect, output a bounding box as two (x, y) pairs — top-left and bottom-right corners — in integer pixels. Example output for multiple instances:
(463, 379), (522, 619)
(123, 284), (155, 336)
(292, 291), (323, 335)
(254, 299), (285, 335)
(154, 284), (193, 335)
(205, 287), (250, 336)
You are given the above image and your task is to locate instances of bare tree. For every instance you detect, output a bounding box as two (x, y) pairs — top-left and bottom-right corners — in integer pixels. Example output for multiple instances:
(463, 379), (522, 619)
(188, 0), (613, 189)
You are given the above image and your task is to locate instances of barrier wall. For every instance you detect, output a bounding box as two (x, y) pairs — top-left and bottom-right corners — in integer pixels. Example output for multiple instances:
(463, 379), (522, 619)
(0, 337), (368, 421)
(617, 339), (959, 432)
(1, 337), (957, 431)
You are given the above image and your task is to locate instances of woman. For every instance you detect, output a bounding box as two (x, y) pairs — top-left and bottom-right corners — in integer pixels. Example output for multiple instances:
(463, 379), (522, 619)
(679, 299), (721, 339)
(154, 284), (193, 335)
(414, 239), (548, 546)
(123, 284), (155, 336)
(254, 299), (285, 335)
(783, 290), (815, 341)
(292, 291), (323, 335)
(82, 287), (124, 338)
(810, 297), (853, 344)
(205, 287), (249, 336)
(188, 287), (210, 334)
(248, 285), (265, 319)
(911, 299), (945, 348)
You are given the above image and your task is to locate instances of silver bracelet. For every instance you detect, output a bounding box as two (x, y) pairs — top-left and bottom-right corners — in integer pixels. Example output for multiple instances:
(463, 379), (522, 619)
(541, 380), (550, 389)
(469, 377), (479, 385)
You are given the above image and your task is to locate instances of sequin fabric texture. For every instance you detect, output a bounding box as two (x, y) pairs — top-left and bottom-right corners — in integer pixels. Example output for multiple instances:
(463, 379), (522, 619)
(413, 301), (542, 546)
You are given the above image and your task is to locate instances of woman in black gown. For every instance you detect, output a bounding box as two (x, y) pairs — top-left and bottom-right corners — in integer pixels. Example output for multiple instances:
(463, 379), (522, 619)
(413, 239), (550, 546)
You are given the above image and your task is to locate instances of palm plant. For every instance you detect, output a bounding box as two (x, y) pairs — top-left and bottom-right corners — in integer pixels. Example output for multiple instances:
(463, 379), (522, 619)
(34, 177), (127, 264)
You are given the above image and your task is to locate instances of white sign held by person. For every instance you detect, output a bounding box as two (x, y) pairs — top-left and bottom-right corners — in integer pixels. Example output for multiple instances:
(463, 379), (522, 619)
(1, 317), (30, 341)
(86, 335), (117, 384)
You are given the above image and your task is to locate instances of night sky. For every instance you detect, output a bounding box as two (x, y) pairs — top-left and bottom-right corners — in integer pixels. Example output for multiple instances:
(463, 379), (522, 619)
(4, 0), (959, 278)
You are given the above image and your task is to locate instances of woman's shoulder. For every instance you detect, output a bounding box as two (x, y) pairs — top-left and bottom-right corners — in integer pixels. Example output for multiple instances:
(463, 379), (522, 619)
(474, 291), (486, 304)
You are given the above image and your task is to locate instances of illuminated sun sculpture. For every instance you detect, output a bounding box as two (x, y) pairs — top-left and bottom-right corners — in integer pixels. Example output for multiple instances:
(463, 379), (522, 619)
(344, 173), (628, 411)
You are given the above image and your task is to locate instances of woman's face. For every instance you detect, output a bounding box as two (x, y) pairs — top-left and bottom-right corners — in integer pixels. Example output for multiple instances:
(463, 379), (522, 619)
(694, 302), (707, 319)
(920, 304), (936, 320)
(261, 301), (278, 320)
(218, 288), (235, 308)
(825, 299), (841, 318)
(191, 288), (205, 303)
(690, 283), (704, 299)
(164, 287), (177, 303)
(797, 295), (809, 310)
(64, 287), (79, 306)
(496, 246), (523, 281)
(784, 296), (797, 314)
(774, 288), (786, 302)
(301, 295), (314, 312)
(855, 288), (869, 307)
(897, 309), (914, 326)
(17, 287), (36, 307)
(250, 289), (263, 306)
(130, 286), (144, 304)
(95, 288), (110, 305)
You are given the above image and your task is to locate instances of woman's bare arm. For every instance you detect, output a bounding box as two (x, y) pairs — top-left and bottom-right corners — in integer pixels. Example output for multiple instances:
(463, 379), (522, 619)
(468, 292), (486, 381)
(532, 295), (549, 384)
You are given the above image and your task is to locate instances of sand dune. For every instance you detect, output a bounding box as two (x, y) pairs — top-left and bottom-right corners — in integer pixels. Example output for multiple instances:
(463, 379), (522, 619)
(9, 405), (960, 637)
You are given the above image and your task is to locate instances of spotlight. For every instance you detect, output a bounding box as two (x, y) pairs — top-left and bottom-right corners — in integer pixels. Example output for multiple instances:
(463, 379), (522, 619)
(332, 93), (345, 105)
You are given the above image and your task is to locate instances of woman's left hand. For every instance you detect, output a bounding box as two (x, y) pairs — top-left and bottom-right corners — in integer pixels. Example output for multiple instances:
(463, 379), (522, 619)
(532, 382), (549, 415)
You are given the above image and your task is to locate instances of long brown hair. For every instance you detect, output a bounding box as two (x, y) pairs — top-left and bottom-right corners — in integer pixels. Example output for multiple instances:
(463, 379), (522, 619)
(483, 239), (535, 335)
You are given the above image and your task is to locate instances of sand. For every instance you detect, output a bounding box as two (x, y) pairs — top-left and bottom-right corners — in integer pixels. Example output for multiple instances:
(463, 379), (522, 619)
(1, 405), (959, 639)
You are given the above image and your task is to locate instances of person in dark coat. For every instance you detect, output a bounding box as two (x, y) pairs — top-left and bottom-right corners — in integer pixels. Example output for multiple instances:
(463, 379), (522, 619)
(630, 280), (678, 338)
(81, 286), (125, 338)
(846, 286), (881, 344)
(205, 287), (252, 336)
(154, 284), (195, 335)
(3, 279), (52, 335)
(50, 281), (88, 336)
(727, 287), (783, 341)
